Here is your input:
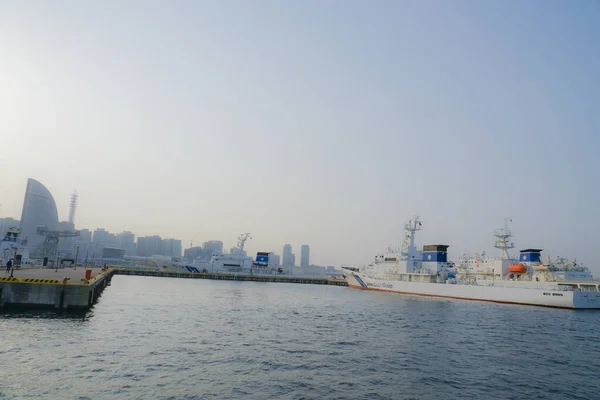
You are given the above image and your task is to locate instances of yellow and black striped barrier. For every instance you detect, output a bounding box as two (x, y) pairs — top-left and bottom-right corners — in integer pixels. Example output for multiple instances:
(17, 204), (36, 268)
(20, 278), (62, 284)
(0, 277), (64, 284)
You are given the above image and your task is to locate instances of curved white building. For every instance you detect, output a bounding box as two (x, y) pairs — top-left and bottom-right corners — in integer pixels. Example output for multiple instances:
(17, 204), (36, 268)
(19, 178), (59, 255)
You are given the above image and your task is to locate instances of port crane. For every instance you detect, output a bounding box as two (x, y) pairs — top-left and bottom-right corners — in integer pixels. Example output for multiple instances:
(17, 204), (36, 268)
(36, 225), (80, 259)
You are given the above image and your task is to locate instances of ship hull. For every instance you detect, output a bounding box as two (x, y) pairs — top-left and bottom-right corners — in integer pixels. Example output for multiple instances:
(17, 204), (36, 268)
(344, 271), (600, 309)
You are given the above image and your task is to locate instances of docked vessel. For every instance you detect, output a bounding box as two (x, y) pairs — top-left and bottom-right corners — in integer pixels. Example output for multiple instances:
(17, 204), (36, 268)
(342, 217), (600, 309)
(0, 227), (34, 268)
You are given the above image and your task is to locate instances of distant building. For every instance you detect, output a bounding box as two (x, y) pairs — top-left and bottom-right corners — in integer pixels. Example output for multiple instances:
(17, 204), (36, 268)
(163, 238), (182, 258)
(203, 240), (223, 255)
(78, 229), (92, 243)
(136, 236), (149, 257)
(184, 246), (204, 262)
(137, 235), (162, 257)
(270, 253), (281, 266)
(92, 228), (109, 254)
(58, 221), (76, 254)
(117, 231), (136, 256)
(107, 233), (118, 245)
(19, 178), (60, 255)
(300, 245), (310, 268)
(92, 228), (110, 245)
(101, 246), (125, 259)
(72, 228), (93, 261)
(184, 240), (224, 262)
(91, 228), (122, 257)
(146, 235), (162, 256)
(282, 244), (293, 267)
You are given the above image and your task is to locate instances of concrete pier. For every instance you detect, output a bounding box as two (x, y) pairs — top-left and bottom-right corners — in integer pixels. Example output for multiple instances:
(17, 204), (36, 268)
(114, 268), (348, 286)
(0, 267), (346, 311)
(0, 267), (113, 310)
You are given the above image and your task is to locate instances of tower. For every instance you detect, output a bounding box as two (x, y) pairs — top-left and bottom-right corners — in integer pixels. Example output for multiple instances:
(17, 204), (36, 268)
(494, 218), (515, 261)
(300, 245), (310, 268)
(282, 244), (292, 267)
(68, 191), (78, 225)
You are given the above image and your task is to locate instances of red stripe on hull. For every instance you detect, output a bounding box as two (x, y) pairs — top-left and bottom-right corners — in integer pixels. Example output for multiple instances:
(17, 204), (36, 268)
(346, 284), (577, 310)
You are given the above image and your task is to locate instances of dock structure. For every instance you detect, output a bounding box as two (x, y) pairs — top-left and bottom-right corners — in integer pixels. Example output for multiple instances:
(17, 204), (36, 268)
(0, 267), (113, 311)
(0, 267), (347, 311)
(114, 268), (348, 286)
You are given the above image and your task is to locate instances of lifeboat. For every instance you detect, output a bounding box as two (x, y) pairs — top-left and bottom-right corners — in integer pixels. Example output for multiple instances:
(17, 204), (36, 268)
(508, 263), (528, 274)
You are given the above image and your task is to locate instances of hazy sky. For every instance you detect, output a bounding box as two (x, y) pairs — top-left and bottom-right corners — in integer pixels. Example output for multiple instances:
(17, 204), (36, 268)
(1, 1), (599, 270)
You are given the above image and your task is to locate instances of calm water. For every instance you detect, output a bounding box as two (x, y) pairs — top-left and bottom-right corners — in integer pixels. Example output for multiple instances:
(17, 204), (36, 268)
(1, 276), (600, 400)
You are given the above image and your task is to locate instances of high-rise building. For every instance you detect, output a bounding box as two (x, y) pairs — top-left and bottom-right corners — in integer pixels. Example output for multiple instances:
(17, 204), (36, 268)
(136, 236), (148, 257)
(283, 244), (294, 267)
(270, 253), (281, 266)
(162, 238), (182, 258)
(300, 245), (310, 268)
(72, 228), (93, 261)
(137, 235), (162, 257)
(184, 246), (204, 262)
(117, 231), (136, 256)
(147, 235), (162, 256)
(92, 228), (110, 244)
(92, 228), (116, 256)
(203, 240), (224, 255)
(107, 233), (118, 245)
(19, 178), (60, 255)
(78, 229), (92, 243)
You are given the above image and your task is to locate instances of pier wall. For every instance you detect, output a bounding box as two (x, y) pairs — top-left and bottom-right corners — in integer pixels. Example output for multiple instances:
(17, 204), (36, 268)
(0, 267), (346, 311)
(114, 268), (348, 286)
(0, 270), (113, 310)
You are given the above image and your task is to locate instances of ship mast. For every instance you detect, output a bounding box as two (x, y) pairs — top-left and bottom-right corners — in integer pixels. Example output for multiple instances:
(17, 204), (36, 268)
(236, 233), (252, 252)
(494, 217), (515, 261)
(401, 216), (422, 260)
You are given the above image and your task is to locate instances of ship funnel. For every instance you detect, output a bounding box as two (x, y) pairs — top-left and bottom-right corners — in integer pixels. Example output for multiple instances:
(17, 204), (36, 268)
(519, 249), (542, 263)
(256, 252), (269, 265)
(422, 245), (449, 272)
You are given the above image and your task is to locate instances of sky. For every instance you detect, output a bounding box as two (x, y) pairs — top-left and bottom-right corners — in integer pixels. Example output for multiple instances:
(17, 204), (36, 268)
(0, 0), (599, 270)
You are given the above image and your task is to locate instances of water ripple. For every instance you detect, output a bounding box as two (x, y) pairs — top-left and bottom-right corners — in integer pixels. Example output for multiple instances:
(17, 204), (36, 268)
(1, 276), (600, 399)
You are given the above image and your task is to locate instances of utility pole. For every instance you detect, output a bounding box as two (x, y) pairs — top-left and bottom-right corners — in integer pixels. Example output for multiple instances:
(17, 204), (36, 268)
(74, 244), (80, 270)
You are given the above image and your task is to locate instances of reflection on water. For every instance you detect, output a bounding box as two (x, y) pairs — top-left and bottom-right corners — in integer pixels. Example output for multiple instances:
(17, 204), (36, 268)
(1, 309), (90, 320)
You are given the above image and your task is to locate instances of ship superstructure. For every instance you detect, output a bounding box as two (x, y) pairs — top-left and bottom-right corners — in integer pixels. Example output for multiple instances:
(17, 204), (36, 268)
(0, 227), (33, 267)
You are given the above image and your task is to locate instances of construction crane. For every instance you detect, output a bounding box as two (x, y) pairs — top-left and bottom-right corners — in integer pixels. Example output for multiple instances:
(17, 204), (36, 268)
(36, 225), (80, 259)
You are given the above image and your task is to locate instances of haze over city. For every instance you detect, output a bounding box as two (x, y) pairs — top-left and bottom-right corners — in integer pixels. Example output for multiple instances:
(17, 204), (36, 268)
(1, 1), (598, 271)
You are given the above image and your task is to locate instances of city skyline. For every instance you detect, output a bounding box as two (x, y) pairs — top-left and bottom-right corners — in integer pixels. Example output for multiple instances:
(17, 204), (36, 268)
(0, 178), (322, 265)
(1, 1), (598, 271)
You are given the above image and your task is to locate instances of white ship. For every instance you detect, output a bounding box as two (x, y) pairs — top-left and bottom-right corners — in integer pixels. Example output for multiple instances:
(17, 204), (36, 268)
(0, 227), (35, 268)
(153, 233), (343, 279)
(342, 217), (600, 309)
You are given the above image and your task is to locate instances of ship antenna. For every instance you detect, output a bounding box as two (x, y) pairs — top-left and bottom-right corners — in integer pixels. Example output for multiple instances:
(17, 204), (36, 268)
(494, 217), (514, 261)
(237, 233), (252, 252)
(401, 216), (422, 259)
